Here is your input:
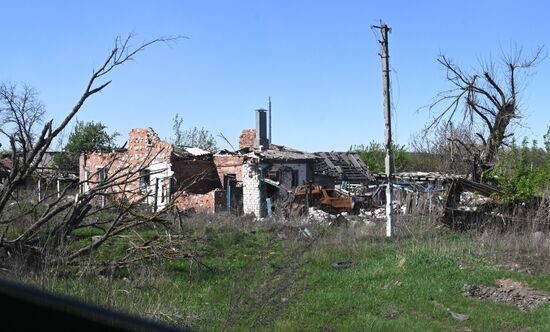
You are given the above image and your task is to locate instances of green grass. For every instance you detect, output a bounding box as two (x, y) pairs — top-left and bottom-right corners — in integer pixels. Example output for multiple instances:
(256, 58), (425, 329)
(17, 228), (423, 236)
(71, 226), (105, 238)
(279, 233), (550, 331)
(24, 218), (550, 331)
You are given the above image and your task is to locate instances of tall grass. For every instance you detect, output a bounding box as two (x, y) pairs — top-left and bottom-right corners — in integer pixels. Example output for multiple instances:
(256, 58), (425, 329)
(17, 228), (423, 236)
(1, 211), (549, 331)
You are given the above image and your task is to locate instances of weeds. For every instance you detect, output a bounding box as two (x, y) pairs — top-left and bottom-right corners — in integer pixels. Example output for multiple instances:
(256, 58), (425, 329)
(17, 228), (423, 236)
(1, 210), (549, 331)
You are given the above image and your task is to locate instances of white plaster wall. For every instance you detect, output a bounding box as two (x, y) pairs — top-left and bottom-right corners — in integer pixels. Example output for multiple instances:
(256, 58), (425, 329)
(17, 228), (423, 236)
(242, 163), (261, 217)
(148, 161), (173, 209)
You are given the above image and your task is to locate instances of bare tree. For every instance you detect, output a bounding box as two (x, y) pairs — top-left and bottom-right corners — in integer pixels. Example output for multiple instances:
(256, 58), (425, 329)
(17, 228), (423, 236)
(425, 47), (544, 180)
(0, 34), (181, 261)
(0, 84), (45, 153)
(410, 122), (478, 176)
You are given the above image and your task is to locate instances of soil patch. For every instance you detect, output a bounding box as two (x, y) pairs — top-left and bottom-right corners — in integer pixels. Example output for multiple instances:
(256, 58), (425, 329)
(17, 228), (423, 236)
(463, 279), (550, 311)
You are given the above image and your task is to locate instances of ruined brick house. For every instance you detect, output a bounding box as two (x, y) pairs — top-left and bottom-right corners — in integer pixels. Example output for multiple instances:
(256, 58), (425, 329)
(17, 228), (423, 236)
(79, 128), (222, 212)
(192, 107), (374, 217)
(79, 110), (374, 218)
(214, 143), (318, 217)
(214, 109), (318, 217)
(219, 109), (376, 217)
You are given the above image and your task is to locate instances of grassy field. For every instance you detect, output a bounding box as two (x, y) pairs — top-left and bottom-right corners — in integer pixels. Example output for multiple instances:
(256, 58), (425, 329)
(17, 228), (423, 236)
(14, 215), (550, 331)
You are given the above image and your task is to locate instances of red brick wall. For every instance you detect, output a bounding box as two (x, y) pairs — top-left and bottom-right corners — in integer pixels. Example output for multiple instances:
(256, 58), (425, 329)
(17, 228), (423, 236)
(81, 127), (228, 210)
(80, 128), (173, 203)
(213, 155), (245, 186)
(173, 188), (227, 214)
(126, 128), (173, 163)
(239, 129), (256, 150)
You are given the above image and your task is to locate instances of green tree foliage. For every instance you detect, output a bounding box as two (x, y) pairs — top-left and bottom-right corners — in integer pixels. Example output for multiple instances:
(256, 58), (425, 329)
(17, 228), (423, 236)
(490, 127), (550, 201)
(55, 120), (119, 172)
(64, 120), (119, 153)
(172, 114), (217, 153)
(351, 141), (409, 173)
(405, 152), (441, 172)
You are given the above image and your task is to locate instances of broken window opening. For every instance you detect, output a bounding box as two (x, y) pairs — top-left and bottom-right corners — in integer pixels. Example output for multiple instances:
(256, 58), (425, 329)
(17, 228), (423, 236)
(169, 177), (178, 198)
(98, 167), (107, 184)
(224, 174), (237, 189)
(161, 182), (166, 203)
(82, 170), (91, 193)
(139, 169), (151, 193)
(292, 170), (299, 188)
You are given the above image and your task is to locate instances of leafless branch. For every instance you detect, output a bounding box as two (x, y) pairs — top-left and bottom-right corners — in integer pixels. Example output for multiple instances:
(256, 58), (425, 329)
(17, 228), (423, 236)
(0, 34), (185, 263)
(421, 47), (544, 179)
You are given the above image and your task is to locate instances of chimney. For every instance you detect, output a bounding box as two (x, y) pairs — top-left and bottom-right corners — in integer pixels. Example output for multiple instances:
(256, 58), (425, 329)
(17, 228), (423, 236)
(255, 109), (269, 151)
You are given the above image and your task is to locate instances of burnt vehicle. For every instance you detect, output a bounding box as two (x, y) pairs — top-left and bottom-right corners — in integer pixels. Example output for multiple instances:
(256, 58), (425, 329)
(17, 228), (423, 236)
(292, 184), (362, 214)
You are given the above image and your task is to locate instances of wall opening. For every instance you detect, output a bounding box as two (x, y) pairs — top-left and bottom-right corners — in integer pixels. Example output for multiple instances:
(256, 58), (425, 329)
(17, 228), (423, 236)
(139, 169), (150, 193)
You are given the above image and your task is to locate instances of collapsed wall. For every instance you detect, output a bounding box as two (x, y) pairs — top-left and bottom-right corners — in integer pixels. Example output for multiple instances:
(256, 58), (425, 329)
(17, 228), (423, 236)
(173, 189), (226, 214)
(213, 155), (245, 185)
(80, 128), (174, 208)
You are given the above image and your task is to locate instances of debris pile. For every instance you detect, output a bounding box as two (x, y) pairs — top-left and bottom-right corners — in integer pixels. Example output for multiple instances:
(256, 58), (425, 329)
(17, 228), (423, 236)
(358, 202), (407, 219)
(306, 207), (336, 222)
(458, 191), (491, 211)
(359, 208), (385, 219)
(305, 207), (377, 227)
(463, 279), (550, 311)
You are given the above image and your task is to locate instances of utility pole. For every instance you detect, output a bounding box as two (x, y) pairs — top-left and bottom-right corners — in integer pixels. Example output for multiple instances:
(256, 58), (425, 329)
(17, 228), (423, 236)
(268, 96), (272, 143)
(372, 22), (394, 237)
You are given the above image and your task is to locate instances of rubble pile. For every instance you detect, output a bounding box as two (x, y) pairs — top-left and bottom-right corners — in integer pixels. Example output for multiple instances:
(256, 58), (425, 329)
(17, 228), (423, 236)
(307, 207), (337, 222)
(358, 202), (407, 219)
(458, 191), (491, 211)
(304, 207), (377, 228)
(359, 208), (384, 219)
(463, 279), (550, 311)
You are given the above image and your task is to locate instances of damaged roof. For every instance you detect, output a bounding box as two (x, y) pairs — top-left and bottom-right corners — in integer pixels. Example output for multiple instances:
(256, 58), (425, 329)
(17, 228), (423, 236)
(215, 144), (317, 161)
(172, 146), (213, 159)
(314, 152), (375, 183)
(260, 145), (317, 161)
(182, 147), (212, 156)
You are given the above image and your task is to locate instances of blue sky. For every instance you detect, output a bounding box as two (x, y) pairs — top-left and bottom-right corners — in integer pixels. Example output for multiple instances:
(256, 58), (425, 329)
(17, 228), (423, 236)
(1, 1), (549, 152)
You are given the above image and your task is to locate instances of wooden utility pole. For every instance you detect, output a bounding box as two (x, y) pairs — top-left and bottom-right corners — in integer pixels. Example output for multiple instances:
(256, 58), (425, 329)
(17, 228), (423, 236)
(373, 22), (394, 237)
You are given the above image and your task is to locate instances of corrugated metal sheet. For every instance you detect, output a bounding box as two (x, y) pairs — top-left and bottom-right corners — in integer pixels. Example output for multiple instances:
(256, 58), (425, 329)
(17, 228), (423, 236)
(184, 147), (211, 156)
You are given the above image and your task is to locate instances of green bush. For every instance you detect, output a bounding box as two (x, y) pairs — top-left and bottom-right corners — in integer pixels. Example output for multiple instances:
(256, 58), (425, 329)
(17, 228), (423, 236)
(351, 141), (409, 173)
(490, 128), (550, 201)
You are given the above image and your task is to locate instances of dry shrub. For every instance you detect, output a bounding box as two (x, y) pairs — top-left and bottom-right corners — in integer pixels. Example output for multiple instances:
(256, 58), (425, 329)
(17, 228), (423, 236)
(173, 211), (258, 234)
(479, 228), (550, 275)
(395, 215), (442, 240)
(315, 219), (384, 256)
